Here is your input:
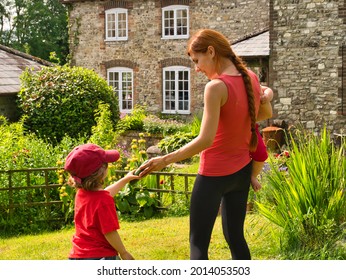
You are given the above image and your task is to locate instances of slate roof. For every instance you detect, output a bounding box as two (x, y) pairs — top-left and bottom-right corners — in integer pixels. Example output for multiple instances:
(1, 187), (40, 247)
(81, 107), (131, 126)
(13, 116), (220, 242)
(0, 44), (53, 96)
(232, 30), (269, 57)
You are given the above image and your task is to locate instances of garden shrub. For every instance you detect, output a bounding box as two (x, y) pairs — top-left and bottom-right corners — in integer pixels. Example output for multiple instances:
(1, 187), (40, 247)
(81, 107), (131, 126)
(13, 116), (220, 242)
(0, 117), (84, 233)
(115, 105), (146, 134)
(112, 133), (160, 218)
(156, 115), (200, 154)
(257, 127), (346, 259)
(143, 115), (189, 136)
(18, 65), (119, 144)
(158, 131), (197, 154)
(0, 117), (57, 170)
(89, 102), (119, 148)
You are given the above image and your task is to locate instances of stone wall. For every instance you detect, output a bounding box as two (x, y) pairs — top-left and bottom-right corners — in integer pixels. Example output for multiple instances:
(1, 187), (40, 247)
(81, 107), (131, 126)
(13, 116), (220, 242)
(269, 0), (346, 133)
(66, 0), (269, 116)
(65, 0), (346, 133)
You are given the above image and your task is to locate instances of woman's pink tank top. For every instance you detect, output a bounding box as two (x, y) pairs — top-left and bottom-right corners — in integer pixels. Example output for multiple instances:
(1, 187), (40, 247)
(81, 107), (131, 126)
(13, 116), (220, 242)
(198, 70), (261, 176)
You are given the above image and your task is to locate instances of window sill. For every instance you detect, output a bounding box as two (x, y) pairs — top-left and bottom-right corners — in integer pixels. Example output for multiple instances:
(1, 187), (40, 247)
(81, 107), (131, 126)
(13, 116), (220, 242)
(105, 38), (128, 42)
(161, 36), (189, 40)
(161, 111), (191, 115)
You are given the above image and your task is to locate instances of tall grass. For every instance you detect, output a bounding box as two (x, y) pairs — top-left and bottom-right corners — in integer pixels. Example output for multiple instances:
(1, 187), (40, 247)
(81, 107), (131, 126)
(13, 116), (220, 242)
(257, 127), (346, 259)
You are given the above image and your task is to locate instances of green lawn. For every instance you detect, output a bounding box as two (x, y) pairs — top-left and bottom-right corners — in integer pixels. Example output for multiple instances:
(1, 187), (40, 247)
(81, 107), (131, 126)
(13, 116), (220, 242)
(0, 214), (280, 260)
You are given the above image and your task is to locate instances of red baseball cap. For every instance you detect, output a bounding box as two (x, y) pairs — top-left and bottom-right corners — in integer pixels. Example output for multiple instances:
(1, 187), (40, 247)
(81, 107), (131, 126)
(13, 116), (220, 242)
(64, 143), (120, 183)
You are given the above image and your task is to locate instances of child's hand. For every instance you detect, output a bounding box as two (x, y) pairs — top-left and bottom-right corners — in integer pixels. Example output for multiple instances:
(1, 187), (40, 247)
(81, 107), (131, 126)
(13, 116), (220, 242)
(260, 92), (270, 104)
(260, 86), (274, 104)
(105, 171), (141, 196)
(125, 170), (141, 182)
(120, 251), (135, 260)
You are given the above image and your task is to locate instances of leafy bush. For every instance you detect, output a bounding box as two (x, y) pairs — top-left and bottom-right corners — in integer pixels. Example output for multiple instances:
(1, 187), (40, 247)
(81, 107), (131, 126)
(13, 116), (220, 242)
(257, 127), (346, 259)
(115, 105), (146, 134)
(143, 115), (189, 136)
(89, 102), (118, 148)
(0, 117), (83, 233)
(158, 131), (197, 154)
(18, 65), (119, 144)
(156, 116), (200, 154)
(112, 133), (160, 218)
(0, 117), (57, 170)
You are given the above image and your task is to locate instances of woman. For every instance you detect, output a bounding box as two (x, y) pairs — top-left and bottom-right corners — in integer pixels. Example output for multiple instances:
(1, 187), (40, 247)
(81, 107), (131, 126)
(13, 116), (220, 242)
(139, 29), (261, 260)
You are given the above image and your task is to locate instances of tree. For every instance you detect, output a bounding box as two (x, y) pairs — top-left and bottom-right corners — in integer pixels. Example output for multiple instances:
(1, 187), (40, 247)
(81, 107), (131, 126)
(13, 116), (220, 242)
(0, 0), (69, 64)
(18, 65), (120, 145)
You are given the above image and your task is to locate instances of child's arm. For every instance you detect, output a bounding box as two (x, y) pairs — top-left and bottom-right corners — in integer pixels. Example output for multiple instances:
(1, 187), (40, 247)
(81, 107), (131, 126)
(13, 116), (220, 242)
(105, 170), (139, 197)
(104, 230), (134, 260)
(257, 101), (272, 121)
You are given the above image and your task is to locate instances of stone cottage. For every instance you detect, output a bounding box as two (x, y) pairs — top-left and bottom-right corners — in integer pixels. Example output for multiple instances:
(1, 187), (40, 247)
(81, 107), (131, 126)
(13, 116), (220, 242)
(60, 0), (346, 134)
(0, 44), (53, 121)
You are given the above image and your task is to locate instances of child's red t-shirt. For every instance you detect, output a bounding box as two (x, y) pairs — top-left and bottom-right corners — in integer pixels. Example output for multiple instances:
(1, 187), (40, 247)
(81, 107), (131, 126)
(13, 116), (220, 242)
(69, 189), (120, 259)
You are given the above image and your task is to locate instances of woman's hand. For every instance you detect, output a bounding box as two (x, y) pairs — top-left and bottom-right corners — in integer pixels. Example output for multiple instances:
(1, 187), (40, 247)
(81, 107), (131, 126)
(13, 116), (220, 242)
(137, 156), (168, 177)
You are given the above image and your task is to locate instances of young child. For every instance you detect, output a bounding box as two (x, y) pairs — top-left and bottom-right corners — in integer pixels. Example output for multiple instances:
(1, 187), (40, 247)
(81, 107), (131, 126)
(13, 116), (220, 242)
(64, 143), (139, 260)
(250, 86), (274, 191)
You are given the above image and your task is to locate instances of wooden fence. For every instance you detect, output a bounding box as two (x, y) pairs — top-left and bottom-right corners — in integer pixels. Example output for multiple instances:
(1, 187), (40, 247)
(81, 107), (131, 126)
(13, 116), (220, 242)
(0, 168), (197, 226)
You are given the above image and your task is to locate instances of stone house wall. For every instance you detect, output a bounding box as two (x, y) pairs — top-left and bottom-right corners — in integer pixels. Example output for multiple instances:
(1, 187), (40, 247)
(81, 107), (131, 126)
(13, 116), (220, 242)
(269, 0), (346, 133)
(63, 0), (346, 133)
(65, 0), (269, 117)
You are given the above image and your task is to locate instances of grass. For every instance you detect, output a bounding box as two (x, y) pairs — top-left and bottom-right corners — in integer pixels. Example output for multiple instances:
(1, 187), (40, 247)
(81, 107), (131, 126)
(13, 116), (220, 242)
(0, 213), (280, 260)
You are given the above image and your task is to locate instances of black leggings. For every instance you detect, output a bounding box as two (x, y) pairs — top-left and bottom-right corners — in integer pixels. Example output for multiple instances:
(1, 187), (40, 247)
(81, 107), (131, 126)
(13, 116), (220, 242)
(189, 161), (252, 260)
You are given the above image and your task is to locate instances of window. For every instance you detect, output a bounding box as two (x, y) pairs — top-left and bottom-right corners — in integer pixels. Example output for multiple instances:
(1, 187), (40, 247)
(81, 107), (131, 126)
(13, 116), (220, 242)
(105, 8), (128, 41)
(162, 5), (189, 39)
(163, 66), (190, 114)
(108, 67), (133, 113)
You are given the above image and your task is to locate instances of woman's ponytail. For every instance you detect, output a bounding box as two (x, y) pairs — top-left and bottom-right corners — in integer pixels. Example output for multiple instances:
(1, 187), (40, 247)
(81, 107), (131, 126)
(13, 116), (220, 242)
(231, 54), (258, 152)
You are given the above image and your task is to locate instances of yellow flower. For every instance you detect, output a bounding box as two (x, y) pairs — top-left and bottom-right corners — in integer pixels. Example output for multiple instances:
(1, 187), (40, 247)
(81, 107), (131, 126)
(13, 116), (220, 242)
(131, 144), (138, 149)
(138, 133), (144, 137)
(150, 193), (156, 198)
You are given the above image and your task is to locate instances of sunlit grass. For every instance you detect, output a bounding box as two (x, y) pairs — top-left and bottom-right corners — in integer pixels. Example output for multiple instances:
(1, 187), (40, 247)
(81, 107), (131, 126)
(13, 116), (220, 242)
(0, 214), (280, 260)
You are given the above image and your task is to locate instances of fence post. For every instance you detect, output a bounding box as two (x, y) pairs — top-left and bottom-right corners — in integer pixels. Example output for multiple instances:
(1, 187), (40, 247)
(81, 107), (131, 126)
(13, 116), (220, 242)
(155, 173), (161, 207)
(8, 171), (13, 218)
(44, 169), (51, 222)
(26, 170), (31, 203)
(184, 176), (189, 201)
(170, 174), (175, 203)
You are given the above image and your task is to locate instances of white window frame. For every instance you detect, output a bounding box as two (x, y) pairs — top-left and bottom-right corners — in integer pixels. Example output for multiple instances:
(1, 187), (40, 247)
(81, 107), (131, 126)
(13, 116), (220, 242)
(107, 67), (133, 113)
(163, 66), (190, 114)
(162, 5), (189, 39)
(105, 8), (128, 41)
